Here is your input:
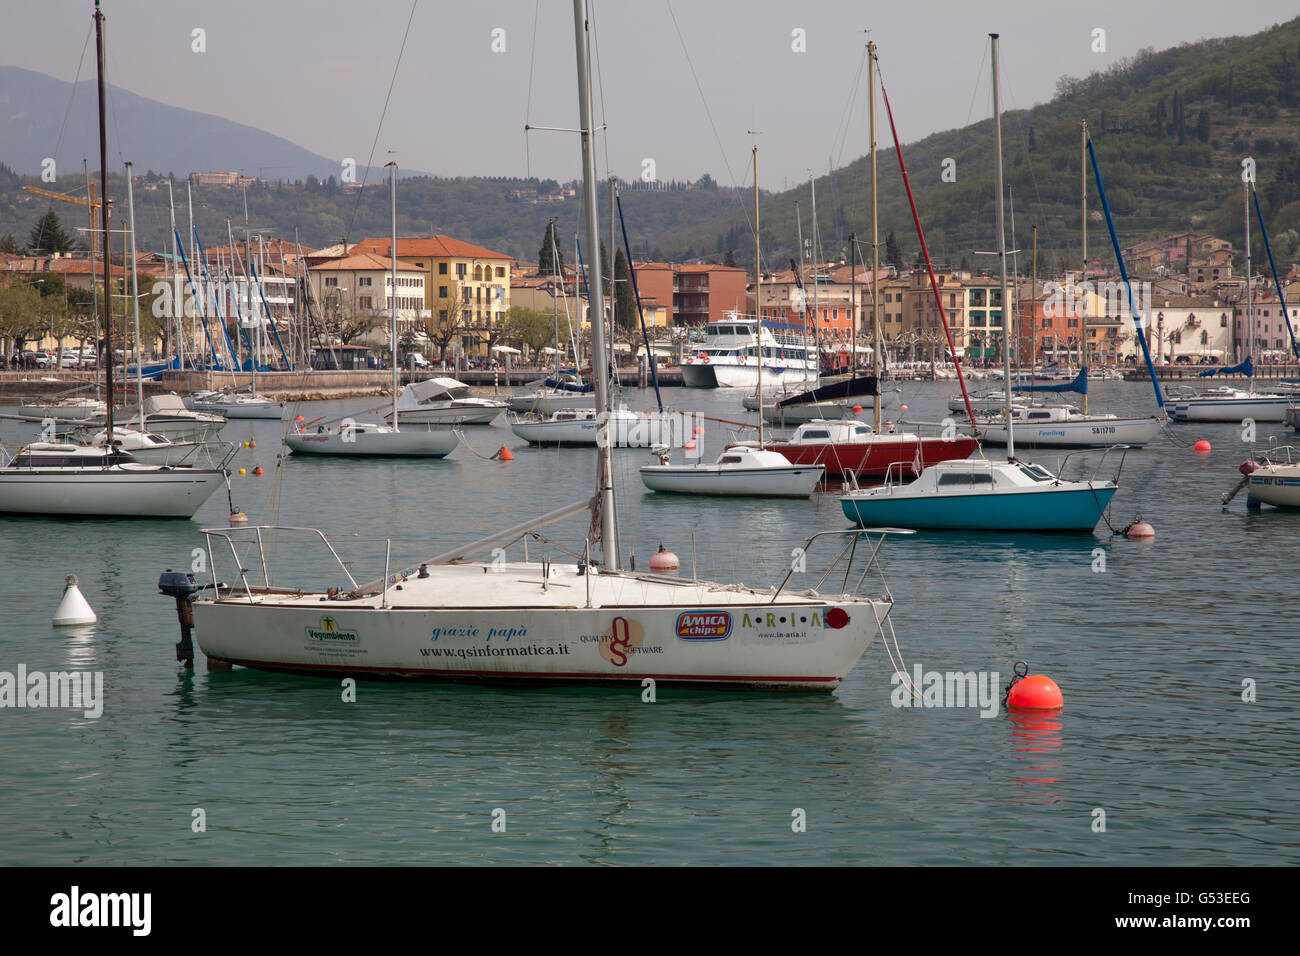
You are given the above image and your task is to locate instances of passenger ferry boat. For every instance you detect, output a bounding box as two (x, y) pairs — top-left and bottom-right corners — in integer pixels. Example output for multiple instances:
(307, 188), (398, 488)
(680, 314), (818, 389)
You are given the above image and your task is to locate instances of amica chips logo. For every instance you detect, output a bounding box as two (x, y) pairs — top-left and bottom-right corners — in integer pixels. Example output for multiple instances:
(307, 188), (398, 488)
(675, 611), (732, 641)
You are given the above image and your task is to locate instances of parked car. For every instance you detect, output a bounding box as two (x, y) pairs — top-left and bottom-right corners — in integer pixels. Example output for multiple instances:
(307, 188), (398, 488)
(404, 351), (431, 369)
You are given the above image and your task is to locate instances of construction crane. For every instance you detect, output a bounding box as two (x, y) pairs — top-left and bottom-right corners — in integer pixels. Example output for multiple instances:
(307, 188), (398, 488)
(23, 183), (109, 258)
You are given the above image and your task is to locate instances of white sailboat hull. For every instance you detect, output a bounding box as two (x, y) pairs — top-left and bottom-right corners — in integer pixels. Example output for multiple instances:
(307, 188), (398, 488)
(507, 391), (597, 415)
(510, 412), (678, 446)
(1246, 463), (1300, 508)
(191, 563), (885, 690)
(0, 467), (224, 517)
(1171, 396), (1291, 422)
(640, 464), (823, 497)
(286, 427), (458, 458)
(191, 400), (284, 419)
(978, 416), (1165, 447)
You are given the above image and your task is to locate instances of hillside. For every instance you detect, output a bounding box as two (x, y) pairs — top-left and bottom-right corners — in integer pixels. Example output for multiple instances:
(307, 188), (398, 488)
(3, 17), (1300, 272)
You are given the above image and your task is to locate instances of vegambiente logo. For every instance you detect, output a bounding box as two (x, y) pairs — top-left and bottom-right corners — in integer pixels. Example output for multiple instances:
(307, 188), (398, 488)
(890, 664), (1000, 718)
(0, 665), (103, 718)
(50, 886), (150, 936)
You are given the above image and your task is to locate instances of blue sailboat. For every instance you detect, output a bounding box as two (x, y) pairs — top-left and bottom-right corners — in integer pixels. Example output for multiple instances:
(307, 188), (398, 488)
(840, 35), (1120, 532)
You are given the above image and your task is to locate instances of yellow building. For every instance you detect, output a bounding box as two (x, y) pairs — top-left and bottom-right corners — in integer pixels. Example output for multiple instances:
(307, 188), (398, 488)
(351, 236), (512, 358)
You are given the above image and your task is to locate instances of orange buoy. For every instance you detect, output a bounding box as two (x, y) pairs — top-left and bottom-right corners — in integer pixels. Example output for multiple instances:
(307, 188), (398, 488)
(1007, 673), (1064, 712)
(1127, 520), (1155, 539)
(497, 445), (514, 461)
(852, 405), (863, 413)
(1194, 439), (1211, 454)
(648, 544), (680, 572)
(253, 466), (264, 476)
(294, 415), (305, 422)
(248, 439), (257, 449)
(900, 404), (909, 411)
(684, 441), (696, 451)
(229, 512), (249, 524)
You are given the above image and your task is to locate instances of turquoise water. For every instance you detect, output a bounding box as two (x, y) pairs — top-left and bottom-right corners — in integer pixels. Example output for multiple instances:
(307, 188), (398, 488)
(1, 381), (1298, 864)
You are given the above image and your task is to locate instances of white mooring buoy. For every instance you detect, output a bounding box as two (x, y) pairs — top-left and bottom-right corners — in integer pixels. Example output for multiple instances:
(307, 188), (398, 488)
(53, 574), (97, 627)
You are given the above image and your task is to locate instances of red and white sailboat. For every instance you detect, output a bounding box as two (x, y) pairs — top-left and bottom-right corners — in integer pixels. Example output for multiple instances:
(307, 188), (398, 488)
(765, 46), (978, 480)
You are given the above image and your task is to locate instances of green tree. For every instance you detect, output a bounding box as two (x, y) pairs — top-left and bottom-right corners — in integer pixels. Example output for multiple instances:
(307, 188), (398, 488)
(504, 305), (555, 355)
(537, 220), (565, 276)
(0, 234), (22, 255)
(28, 207), (74, 255)
(614, 248), (637, 330)
(885, 232), (904, 271)
(1196, 108), (1211, 142)
(724, 249), (736, 268)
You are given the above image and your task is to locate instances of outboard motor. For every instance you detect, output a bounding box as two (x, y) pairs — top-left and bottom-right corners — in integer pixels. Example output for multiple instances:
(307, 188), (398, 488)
(158, 570), (202, 668)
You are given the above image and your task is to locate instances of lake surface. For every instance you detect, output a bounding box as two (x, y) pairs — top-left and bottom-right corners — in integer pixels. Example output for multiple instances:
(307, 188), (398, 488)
(1, 379), (1297, 865)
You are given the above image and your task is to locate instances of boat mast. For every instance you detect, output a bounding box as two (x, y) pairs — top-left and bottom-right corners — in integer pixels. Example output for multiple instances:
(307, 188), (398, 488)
(1080, 119), (1088, 414)
(125, 161), (145, 428)
(991, 34), (1014, 459)
(755, 145), (764, 447)
(388, 160), (400, 431)
(94, 0), (113, 442)
(166, 179), (185, 373)
(1244, 178), (1252, 378)
(869, 40), (880, 430)
(573, 0), (617, 569)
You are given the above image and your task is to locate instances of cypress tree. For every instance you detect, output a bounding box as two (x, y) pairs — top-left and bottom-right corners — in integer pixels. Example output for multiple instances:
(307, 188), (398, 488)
(28, 207), (74, 255)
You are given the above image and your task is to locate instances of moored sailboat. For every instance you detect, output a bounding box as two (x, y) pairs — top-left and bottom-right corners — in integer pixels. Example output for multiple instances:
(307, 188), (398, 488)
(169, 0), (908, 690)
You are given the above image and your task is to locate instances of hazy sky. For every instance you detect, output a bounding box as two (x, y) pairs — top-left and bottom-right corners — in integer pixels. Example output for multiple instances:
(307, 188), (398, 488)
(4, 0), (1296, 189)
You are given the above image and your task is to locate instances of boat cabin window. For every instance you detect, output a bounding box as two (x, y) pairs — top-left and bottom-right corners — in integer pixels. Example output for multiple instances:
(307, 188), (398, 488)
(1027, 411), (1052, 421)
(938, 470), (993, 487)
(853, 426), (872, 437)
(801, 430), (830, 440)
(719, 455), (743, 464)
(1018, 464), (1054, 482)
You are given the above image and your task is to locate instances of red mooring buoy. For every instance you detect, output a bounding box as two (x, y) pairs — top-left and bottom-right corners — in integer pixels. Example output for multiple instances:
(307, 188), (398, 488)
(1127, 520), (1155, 539)
(1194, 439), (1212, 454)
(1007, 673), (1064, 712)
(496, 446), (514, 462)
(649, 544), (680, 572)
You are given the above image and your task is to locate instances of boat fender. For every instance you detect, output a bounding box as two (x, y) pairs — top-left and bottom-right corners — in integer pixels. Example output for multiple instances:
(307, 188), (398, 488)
(1238, 459), (1260, 477)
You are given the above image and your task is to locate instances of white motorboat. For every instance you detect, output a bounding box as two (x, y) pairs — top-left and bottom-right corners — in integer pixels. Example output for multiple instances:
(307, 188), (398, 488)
(509, 406), (681, 447)
(286, 421), (458, 458)
(0, 442), (226, 517)
(166, 1), (909, 692)
(389, 377), (507, 425)
(680, 314), (819, 389)
(85, 427), (204, 466)
(640, 444), (824, 497)
(188, 390), (285, 419)
(977, 404), (1165, 448)
(77, 393), (226, 443)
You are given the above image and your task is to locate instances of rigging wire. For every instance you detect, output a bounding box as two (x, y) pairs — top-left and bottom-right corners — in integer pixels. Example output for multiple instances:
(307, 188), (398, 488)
(523, 0), (541, 180)
(663, 0), (758, 248)
(343, 0), (419, 246)
(53, 23), (94, 175)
